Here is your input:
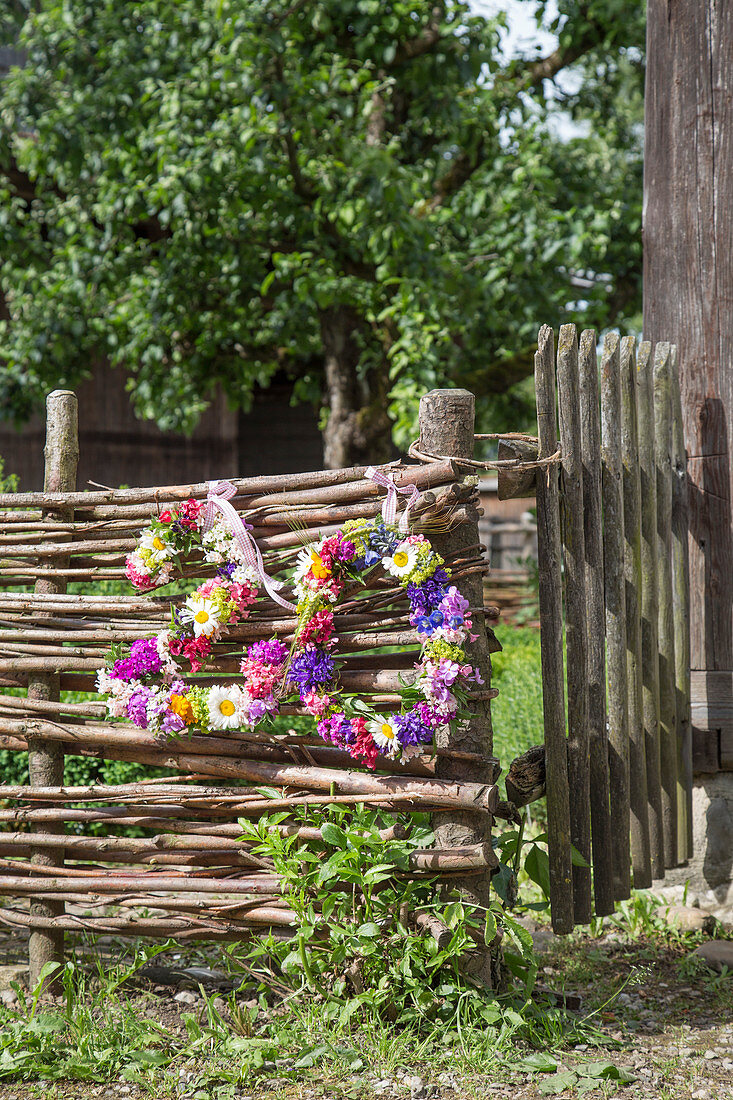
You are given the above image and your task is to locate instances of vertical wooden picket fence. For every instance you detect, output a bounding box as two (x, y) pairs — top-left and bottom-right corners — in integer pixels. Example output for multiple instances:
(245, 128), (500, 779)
(534, 325), (692, 933)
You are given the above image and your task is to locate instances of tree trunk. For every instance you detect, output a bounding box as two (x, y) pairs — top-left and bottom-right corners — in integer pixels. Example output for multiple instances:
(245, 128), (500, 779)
(320, 307), (393, 469)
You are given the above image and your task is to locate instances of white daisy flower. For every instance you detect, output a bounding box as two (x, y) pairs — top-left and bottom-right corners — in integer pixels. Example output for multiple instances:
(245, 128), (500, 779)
(179, 597), (221, 638)
(295, 545), (331, 581)
(208, 685), (243, 730)
(139, 529), (173, 563)
(369, 714), (400, 755)
(382, 542), (418, 578)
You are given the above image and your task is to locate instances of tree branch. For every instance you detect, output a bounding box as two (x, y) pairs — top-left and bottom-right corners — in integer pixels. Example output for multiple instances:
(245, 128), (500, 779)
(393, 5), (445, 64)
(423, 9), (607, 213)
(508, 18), (604, 89)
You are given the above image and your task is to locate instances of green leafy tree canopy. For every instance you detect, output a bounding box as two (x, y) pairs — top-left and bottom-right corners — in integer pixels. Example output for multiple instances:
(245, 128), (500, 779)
(0, 0), (644, 464)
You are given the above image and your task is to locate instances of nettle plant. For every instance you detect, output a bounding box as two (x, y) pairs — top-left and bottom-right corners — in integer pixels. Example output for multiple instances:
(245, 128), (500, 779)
(238, 803), (537, 1027)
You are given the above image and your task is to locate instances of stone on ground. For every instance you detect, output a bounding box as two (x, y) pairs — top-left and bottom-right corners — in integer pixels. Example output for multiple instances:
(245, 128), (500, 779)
(0, 964), (27, 990)
(655, 903), (717, 933)
(690, 941), (733, 973)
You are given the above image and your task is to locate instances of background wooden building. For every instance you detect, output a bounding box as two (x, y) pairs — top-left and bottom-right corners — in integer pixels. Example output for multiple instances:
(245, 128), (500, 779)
(0, 366), (323, 491)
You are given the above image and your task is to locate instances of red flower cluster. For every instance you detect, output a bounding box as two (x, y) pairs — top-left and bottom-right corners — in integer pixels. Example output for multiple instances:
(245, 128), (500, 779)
(318, 534), (356, 569)
(177, 499), (205, 529)
(159, 499), (205, 528)
(298, 609), (335, 648)
(350, 716), (379, 769)
(169, 634), (212, 673)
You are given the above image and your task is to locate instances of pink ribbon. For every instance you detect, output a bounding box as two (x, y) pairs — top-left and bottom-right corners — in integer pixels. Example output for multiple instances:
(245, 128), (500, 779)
(202, 480), (296, 612)
(365, 466), (419, 533)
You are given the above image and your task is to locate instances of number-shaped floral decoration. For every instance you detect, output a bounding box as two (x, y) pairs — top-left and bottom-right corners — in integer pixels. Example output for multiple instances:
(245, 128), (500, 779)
(99, 493), (483, 768)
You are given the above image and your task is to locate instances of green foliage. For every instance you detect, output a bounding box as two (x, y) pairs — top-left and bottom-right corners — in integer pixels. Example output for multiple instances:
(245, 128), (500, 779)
(0, 454), (18, 493)
(235, 801), (560, 1031)
(491, 623), (544, 770)
(0, 947), (177, 1081)
(523, 1054), (637, 1095)
(0, 0), (644, 446)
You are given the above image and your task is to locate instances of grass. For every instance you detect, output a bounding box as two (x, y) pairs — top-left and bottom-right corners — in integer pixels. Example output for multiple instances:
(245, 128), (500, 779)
(2, 887), (729, 1098)
(491, 622), (544, 774)
(0, 938), (614, 1094)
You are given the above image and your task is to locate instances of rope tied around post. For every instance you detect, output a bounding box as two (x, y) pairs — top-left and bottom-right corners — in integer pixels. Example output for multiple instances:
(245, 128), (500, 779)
(408, 432), (562, 472)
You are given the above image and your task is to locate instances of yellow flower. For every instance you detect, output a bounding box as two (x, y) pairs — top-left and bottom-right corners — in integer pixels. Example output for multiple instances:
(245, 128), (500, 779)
(309, 550), (331, 580)
(169, 693), (195, 725)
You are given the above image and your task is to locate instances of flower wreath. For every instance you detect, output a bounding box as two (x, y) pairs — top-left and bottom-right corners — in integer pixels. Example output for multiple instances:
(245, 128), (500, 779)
(99, 478), (483, 769)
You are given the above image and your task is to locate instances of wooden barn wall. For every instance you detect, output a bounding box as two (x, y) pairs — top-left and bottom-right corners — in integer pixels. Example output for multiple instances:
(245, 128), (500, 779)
(0, 367), (323, 491)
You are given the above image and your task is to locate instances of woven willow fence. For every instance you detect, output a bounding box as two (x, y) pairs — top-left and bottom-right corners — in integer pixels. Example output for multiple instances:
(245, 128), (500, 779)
(0, 388), (504, 986)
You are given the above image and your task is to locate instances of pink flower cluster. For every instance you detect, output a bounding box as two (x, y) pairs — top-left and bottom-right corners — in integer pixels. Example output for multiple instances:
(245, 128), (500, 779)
(419, 657), (483, 717)
(197, 576), (258, 621)
(238, 639), (289, 723)
(124, 560), (157, 591)
(298, 609), (336, 648)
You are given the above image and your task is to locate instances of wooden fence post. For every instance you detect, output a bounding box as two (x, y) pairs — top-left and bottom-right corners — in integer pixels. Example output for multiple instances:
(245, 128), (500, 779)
(27, 390), (78, 989)
(556, 324), (592, 924)
(579, 329), (614, 916)
(418, 389), (498, 983)
(620, 338), (652, 888)
(600, 333), (631, 901)
(637, 342), (664, 879)
(534, 326), (574, 933)
(653, 342), (679, 868)
(669, 346), (693, 861)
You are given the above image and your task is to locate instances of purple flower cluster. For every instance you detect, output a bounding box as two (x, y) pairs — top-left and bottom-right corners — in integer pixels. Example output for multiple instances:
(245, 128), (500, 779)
(110, 638), (162, 682)
(333, 537), (357, 562)
(317, 712), (355, 747)
(414, 584), (469, 636)
(415, 701), (448, 728)
(394, 708), (435, 746)
(127, 686), (154, 727)
(415, 609), (445, 636)
(368, 524), (399, 555)
(161, 711), (186, 734)
(288, 648), (335, 692)
(247, 639), (289, 665)
(406, 569), (450, 619)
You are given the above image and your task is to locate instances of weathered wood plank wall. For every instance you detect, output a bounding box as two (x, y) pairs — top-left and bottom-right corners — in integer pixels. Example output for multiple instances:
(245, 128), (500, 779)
(643, 0), (733, 773)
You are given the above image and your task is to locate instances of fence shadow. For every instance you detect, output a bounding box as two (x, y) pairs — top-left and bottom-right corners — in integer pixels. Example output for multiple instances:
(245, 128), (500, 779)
(688, 397), (733, 891)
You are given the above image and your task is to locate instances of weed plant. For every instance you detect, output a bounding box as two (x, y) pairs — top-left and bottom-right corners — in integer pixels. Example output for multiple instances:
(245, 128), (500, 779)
(0, 804), (613, 1090)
